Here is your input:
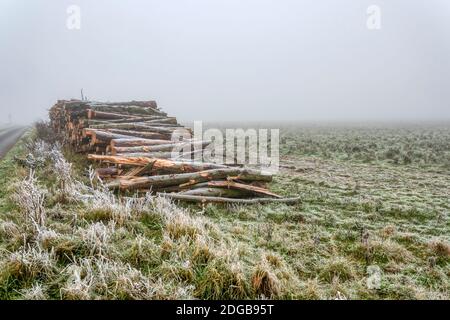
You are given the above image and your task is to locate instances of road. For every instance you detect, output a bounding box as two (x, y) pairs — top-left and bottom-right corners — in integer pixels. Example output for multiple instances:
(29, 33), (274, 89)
(0, 126), (27, 159)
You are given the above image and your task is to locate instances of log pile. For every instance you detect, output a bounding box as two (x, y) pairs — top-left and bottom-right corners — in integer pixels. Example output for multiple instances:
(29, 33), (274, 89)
(49, 99), (299, 204)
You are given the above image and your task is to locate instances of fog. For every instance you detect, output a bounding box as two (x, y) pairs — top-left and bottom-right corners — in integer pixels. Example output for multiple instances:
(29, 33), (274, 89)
(1, 0), (449, 124)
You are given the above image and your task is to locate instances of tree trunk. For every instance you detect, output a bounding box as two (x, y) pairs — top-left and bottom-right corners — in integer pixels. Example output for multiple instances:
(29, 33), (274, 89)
(87, 154), (227, 172)
(91, 105), (167, 117)
(115, 151), (200, 159)
(178, 187), (248, 198)
(89, 123), (177, 133)
(140, 118), (178, 125)
(111, 140), (210, 155)
(88, 110), (139, 120)
(105, 129), (169, 140)
(110, 138), (173, 147)
(206, 180), (281, 198)
(83, 129), (138, 145)
(100, 116), (167, 123)
(159, 194), (301, 204)
(108, 168), (272, 190)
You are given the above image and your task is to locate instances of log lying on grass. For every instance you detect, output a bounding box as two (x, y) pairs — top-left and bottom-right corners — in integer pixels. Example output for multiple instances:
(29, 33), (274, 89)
(104, 116), (172, 124)
(107, 129), (172, 140)
(111, 140), (210, 155)
(88, 110), (138, 120)
(159, 193), (301, 204)
(108, 168), (272, 190)
(89, 123), (178, 132)
(49, 99), (297, 203)
(206, 180), (282, 198)
(87, 154), (227, 172)
(178, 187), (247, 198)
(84, 129), (135, 145)
(110, 138), (175, 147)
(114, 151), (201, 160)
(91, 104), (166, 117)
(86, 129), (169, 142)
(95, 167), (121, 178)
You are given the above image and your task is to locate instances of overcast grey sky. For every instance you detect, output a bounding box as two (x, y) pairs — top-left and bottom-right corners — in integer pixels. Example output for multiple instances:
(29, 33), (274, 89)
(1, 0), (449, 123)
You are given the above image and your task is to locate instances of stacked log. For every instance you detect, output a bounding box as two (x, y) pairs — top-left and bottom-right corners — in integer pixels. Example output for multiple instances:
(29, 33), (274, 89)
(49, 100), (299, 204)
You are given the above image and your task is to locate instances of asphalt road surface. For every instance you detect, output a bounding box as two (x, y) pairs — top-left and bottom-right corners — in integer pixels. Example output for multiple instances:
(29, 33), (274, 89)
(0, 125), (27, 159)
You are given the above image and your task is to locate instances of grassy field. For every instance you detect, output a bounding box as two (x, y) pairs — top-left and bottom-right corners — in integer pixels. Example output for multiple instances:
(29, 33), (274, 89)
(0, 123), (448, 300)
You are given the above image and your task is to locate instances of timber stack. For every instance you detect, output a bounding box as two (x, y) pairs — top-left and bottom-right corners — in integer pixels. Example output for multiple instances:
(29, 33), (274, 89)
(49, 99), (299, 204)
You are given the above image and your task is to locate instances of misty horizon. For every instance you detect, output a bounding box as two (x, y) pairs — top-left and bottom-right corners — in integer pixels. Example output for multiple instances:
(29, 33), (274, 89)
(1, 0), (450, 124)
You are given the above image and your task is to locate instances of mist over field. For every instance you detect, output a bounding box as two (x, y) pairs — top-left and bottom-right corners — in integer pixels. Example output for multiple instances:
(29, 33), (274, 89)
(1, 0), (450, 124)
(0, 1), (449, 302)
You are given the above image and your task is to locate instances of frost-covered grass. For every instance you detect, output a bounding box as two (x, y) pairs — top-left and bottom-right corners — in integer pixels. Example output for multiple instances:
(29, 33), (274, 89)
(0, 124), (448, 300)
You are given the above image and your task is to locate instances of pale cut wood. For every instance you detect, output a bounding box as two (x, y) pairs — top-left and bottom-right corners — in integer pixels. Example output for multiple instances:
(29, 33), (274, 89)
(95, 167), (121, 178)
(206, 181), (281, 198)
(111, 140), (210, 155)
(91, 105), (166, 117)
(178, 187), (247, 198)
(102, 116), (168, 124)
(107, 130), (168, 140)
(115, 151), (199, 159)
(48, 99), (292, 203)
(106, 129), (171, 140)
(87, 154), (227, 172)
(88, 110), (140, 120)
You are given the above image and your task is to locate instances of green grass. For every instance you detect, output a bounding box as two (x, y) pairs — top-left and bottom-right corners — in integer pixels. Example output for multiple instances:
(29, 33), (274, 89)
(0, 124), (448, 300)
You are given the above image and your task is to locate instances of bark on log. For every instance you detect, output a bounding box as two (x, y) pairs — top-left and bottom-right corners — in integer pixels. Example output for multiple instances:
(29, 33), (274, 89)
(49, 99), (286, 204)
(90, 105), (166, 117)
(88, 110), (139, 120)
(102, 116), (169, 124)
(122, 166), (153, 177)
(110, 138), (173, 147)
(85, 119), (181, 128)
(140, 118), (178, 125)
(89, 123), (176, 132)
(83, 129), (137, 145)
(92, 100), (158, 109)
(178, 187), (248, 198)
(106, 129), (169, 140)
(159, 194), (301, 204)
(115, 151), (200, 159)
(87, 154), (227, 171)
(111, 140), (210, 155)
(90, 122), (168, 133)
(206, 181), (281, 198)
(95, 167), (121, 178)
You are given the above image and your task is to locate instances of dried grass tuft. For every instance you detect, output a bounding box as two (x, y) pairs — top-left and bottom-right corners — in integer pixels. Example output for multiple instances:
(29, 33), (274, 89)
(1, 245), (57, 282)
(61, 257), (156, 300)
(429, 239), (450, 258)
(14, 171), (47, 233)
(77, 221), (115, 257)
(20, 283), (48, 300)
(251, 261), (280, 298)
